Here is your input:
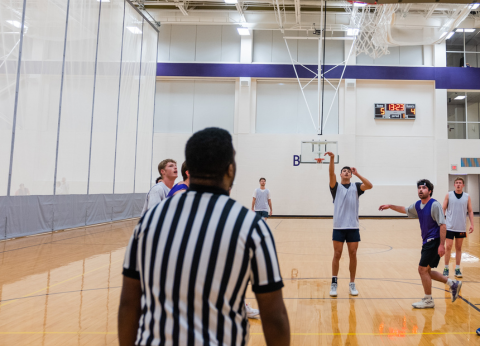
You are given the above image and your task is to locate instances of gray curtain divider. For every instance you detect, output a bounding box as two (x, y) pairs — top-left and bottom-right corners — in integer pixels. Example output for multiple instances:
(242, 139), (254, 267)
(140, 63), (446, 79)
(0, 193), (144, 240)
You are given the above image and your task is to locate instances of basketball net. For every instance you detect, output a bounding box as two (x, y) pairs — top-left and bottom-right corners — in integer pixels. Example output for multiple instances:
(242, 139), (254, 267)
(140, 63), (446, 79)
(342, 1), (472, 59)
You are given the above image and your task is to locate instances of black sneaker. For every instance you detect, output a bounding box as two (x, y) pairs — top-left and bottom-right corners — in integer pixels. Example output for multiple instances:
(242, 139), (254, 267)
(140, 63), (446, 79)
(450, 280), (462, 303)
(443, 267), (449, 276)
(455, 268), (462, 278)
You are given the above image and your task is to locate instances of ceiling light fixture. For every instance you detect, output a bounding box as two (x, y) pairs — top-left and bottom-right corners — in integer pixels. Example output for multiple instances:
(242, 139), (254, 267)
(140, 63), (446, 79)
(456, 28), (475, 32)
(469, 3), (479, 9)
(127, 26), (142, 34)
(454, 96), (466, 100)
(353, 2), (367, 6)
(347, 28), (359, 36)
(237, 28), (250, 35)
(225, 0), (238, 3)
(446, 32), (455, 39)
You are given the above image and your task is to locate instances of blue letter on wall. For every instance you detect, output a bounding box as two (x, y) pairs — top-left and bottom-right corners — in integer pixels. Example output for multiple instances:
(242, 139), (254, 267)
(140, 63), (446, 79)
(293, 155), (300, 166)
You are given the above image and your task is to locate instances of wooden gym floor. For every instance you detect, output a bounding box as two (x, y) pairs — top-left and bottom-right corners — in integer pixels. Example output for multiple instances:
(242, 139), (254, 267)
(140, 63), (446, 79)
(0, 217), (479, 345)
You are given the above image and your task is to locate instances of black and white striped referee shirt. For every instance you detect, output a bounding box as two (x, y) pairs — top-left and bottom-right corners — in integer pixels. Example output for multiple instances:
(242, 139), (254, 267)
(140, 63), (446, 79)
(123, 184), (283, 346)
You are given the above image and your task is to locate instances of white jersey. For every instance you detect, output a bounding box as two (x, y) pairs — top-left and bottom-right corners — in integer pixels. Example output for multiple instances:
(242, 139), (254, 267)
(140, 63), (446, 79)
(253, 188), (271, 212)
(141, 182), (170, 216)
(446, 191), (469, 232)
(333, 183), (360, 229)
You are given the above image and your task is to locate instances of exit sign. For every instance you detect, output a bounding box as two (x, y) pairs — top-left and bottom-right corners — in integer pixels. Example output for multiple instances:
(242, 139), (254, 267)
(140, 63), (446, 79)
(451, 164), (457, 171)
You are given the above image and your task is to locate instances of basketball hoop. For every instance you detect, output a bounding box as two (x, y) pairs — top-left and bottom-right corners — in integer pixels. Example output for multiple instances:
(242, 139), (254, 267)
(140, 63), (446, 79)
(314, 158), (325, 164)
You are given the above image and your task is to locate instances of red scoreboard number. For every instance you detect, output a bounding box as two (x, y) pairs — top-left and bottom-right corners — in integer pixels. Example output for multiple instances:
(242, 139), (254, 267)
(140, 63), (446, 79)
(387, 103), (405, 111)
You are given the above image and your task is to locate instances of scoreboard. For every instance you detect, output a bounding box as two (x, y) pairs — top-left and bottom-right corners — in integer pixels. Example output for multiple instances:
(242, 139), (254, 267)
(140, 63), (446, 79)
(375, 103), (416, 120)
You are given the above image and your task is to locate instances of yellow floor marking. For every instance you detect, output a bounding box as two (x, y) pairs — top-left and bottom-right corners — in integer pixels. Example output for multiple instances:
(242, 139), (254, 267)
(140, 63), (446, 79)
(0, 260), (122, 308)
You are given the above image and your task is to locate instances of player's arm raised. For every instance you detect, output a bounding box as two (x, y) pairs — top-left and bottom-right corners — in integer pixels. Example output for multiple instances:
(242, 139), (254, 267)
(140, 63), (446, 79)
(468, 196), (474, 233)
(442, 193), (449, 216)
(325, 152), (336, 188)
(379, 204), (406, 214)
(351, 168), (373, 191)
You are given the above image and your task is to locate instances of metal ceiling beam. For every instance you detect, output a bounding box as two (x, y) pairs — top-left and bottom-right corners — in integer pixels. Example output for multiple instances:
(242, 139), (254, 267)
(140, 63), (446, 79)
(425, 4), (438, 19)
(174, 0), (189, 15)
(294, 0), (301, 24)
(235, 2), (246, 22)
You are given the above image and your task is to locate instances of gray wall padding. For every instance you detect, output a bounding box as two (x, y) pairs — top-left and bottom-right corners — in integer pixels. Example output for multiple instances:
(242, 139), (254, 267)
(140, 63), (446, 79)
(0, 193), (145, 240)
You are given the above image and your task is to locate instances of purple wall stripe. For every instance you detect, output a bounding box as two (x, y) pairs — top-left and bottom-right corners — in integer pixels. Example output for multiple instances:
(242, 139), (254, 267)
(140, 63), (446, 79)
(156, 63), (480, 90)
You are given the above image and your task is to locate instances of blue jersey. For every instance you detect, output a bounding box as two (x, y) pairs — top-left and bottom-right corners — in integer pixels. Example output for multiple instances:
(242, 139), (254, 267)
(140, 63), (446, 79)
(166, 183), (188, 198)
(415, 199), (440, 244)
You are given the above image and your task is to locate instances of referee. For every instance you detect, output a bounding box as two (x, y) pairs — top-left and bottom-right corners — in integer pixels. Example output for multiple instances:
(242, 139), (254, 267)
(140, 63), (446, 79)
(118, 127), (290, 346)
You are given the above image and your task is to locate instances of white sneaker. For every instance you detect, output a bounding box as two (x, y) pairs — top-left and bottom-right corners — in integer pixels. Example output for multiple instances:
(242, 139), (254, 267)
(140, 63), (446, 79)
(412, 298), (435, 309)
(349, 282), (358, 296)
(245, 303), (260, 319)
(330, 283), (338, 297)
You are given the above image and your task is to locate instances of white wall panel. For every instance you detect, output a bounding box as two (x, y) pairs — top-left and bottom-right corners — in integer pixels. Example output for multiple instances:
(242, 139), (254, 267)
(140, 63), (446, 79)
(253, 30), (272, 63)
(195, 26), (222, 62)
(271, 30), (295, 63)
(297, 32), (318, 64)
(256, 82), (298, 133)
(155, 80), (194, 133)
(0, 0), (24, 196)
(221, 26), (241, 62)
(325, 40), (344, 64)
(56, 0), (100, 195)
(192, 81), (235, 132)
(256, 81), (338, 134)
(114, 8), (143, 193)
(89, 0), (124, 194)
(157, 24), (171, 62)
(400, 45), (423, 65)
(10, 0), (67, 195)
(170, 25), (196, 62)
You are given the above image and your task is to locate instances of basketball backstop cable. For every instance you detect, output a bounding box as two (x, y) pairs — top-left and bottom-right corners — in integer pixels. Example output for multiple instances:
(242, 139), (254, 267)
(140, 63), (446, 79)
(319, 0), (327, 136)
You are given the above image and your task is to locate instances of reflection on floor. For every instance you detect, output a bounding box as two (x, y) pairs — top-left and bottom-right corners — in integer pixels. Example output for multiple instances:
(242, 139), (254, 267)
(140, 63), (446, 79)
(0, 217), (479, 345)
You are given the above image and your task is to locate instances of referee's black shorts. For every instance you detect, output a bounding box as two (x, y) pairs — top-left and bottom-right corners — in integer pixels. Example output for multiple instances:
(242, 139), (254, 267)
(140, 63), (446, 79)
(419, 238), (441, 268)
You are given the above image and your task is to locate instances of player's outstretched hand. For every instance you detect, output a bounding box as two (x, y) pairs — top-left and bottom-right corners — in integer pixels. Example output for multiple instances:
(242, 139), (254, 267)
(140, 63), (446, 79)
(438, 244), (445, 257)
(324, 152), (335, 158)
(351, 167), (358, 176)
(379, 205), (391, 211)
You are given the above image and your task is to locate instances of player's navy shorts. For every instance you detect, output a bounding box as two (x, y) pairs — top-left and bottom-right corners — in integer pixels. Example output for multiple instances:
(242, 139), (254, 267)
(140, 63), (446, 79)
(419, 238), (441, 268)
(255, 211), (269, 218)
(446, 230), (467, 239)
(332, 229), (360, 243)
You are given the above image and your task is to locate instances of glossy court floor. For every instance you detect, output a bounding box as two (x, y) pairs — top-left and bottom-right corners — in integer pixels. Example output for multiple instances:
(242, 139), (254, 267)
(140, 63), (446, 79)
(0, 217), (479, 345)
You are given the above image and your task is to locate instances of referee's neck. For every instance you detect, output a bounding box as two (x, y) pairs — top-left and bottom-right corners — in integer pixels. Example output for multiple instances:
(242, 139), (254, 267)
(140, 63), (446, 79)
(189, 180), (230, 196)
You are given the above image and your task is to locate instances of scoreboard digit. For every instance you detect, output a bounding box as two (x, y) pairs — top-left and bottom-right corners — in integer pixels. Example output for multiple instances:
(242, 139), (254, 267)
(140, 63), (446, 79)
(375, 103), (416, 120)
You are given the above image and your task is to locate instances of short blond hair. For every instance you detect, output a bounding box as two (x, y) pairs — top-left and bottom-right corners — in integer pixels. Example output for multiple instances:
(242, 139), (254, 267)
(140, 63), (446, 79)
(454, 177), (465, 184)
(158, 159), (176, 177)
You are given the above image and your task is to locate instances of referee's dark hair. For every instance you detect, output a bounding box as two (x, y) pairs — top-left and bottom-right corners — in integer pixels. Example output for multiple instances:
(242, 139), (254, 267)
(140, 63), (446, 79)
(185, 127), (234, 182)
(417, 179), (434, 197)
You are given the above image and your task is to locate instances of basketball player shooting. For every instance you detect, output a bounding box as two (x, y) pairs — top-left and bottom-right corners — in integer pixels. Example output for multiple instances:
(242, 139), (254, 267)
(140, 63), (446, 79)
(325, 152), (373, 297)
(379, 179), (462, 309)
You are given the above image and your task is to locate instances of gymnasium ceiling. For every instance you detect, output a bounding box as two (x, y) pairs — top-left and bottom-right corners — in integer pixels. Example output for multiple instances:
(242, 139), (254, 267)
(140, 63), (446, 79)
(134, 0), (480, 35)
